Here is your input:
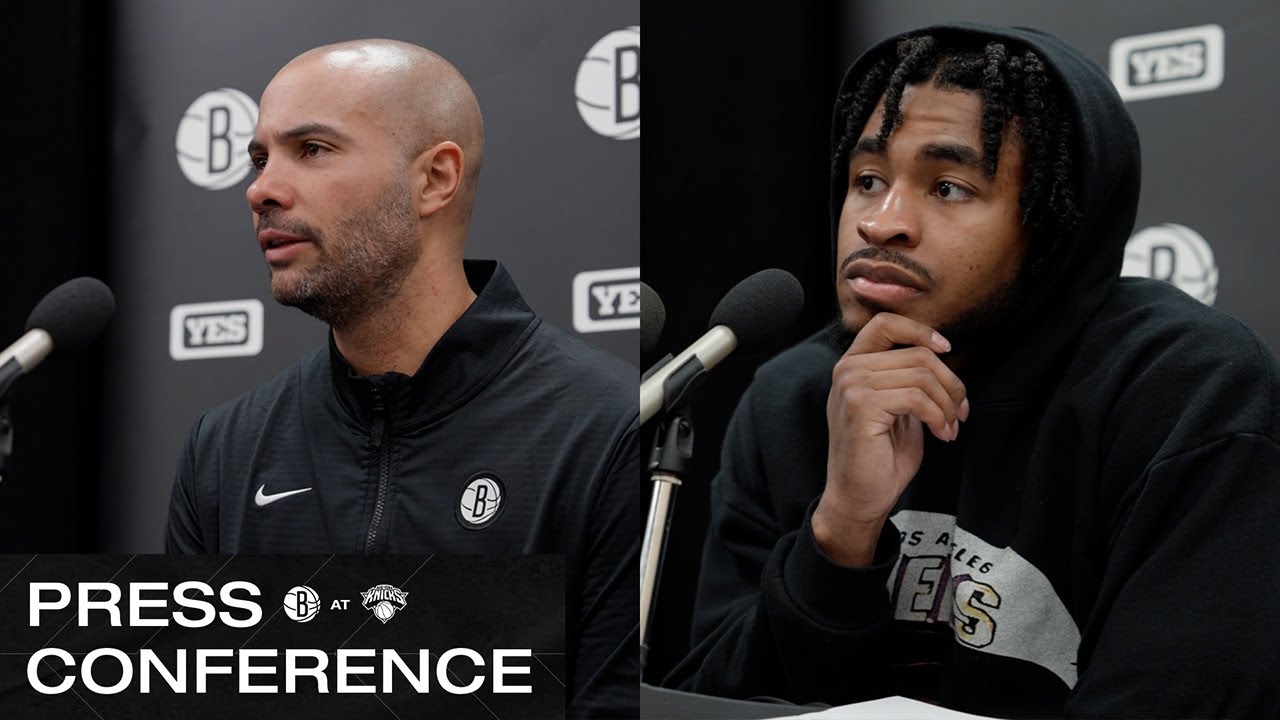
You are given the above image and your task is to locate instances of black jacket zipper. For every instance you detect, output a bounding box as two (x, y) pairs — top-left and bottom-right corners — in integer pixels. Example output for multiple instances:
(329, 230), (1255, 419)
(364, 387), (392, 554)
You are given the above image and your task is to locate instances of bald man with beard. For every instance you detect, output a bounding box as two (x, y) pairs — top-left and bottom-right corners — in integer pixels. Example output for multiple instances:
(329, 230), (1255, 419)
(165, 40), (639, 718)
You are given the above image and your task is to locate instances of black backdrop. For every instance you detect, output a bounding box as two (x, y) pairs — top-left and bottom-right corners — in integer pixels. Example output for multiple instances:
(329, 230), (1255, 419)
(0, 3), (109, 551)
(640, 3), (843, 682)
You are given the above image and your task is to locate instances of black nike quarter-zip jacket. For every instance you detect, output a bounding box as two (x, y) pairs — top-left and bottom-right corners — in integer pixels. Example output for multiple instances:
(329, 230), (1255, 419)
(165, 260), (640, 718)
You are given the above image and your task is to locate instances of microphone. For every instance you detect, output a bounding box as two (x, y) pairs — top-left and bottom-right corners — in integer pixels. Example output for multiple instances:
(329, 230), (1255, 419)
(0, 277), (116, 399)
(640, 281), (666, 361)
(639, 268), (803, 424)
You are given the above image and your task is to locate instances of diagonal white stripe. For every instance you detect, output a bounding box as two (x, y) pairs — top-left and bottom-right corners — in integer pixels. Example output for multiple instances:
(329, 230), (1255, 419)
(38, 656), (104, 720)
(531, 653), (565, 688)
(141, 554), (237, 651)
(349, 671), (405, 719)
(0, 555), (37, 599)
(434, 650), (501, 720)
(338, 555), (434, 649)
(41, 555), (137, 650)
(238, 554), (334, 650)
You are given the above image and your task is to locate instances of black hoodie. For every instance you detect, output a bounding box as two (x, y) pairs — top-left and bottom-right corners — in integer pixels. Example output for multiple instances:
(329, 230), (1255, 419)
(666, 23), (1280, 718)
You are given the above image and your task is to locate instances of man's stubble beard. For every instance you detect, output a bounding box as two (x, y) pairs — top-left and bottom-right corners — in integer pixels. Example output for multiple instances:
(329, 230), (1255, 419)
(268, 180), (421, 330)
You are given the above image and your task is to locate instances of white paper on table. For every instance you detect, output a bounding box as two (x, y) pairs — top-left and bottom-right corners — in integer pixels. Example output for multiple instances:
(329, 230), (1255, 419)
(764, 695), (1001, 719)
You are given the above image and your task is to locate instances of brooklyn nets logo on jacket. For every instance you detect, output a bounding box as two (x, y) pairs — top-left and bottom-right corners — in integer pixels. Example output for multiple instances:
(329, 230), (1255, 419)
(456, 473), (506, 530)
(887, 509), (1081, 688)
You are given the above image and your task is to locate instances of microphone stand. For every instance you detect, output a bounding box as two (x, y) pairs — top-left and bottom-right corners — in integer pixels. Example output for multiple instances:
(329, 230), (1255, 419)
(0, 358), (21, 483)
(0, 404), (11, 483)
(639, 354), (704, 672)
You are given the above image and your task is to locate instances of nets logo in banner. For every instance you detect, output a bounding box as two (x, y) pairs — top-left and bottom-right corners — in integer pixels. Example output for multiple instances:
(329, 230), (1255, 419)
(283, 586), (320, 623)
(175, 88), (260, 189)
(576, 26), (640, 139)
(169, 299), (265, 360)
(572, 267), (640, 333)
(0, 555), (564, 719)
(1121, 223), (1218, 305)
(1109, 25), (1225, 101)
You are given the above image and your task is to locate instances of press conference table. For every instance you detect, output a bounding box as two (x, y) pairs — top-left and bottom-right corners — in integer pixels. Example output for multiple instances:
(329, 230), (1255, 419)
(640, 683), (1000, 719)
(641, 683), (812, 719)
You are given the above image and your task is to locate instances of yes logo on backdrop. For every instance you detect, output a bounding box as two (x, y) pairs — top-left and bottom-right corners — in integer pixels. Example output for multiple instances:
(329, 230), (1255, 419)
(576, 26), (640, 139)
(1121, 223), (1218, 305)
(572, 267), (640, 333)
(175, 88), (259, 189)
(1109, 25), (1225, 102)
(169, 299), (265, 360)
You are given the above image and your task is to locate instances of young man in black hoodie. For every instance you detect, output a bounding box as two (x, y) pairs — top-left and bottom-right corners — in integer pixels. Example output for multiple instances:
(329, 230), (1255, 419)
(668, 23), (1280, 718)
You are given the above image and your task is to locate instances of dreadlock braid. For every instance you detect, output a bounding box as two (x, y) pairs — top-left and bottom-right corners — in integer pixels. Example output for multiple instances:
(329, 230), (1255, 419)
(876, 36), (938, 142)
(832, 55), (892, 169)
(979, 42), (1007, 176)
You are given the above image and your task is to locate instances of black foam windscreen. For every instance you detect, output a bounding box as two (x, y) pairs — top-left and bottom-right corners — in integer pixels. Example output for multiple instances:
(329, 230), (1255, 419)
(708, 268), (805, 350)
(25, 277), (116, 351)
(640, 282), (666, 357)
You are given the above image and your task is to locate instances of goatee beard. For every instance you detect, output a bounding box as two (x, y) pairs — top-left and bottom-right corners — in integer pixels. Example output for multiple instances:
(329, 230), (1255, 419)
(825, 268), (1026, 354)
(267, 180), (420, 330)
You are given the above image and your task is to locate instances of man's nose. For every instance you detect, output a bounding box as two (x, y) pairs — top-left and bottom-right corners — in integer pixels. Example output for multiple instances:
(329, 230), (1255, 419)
(245, 160), (295, 215)
(856, 186), (919, 249)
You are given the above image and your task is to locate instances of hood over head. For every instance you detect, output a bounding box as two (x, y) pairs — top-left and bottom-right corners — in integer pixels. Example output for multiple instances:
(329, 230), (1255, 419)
(830, 22), (1141, 402)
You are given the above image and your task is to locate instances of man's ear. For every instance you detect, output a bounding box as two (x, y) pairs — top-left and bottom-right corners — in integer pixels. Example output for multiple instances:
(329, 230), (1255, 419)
(412, 141), (464, 219)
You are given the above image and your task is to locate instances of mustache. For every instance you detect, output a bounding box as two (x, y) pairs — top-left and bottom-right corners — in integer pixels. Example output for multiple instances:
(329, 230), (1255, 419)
(256, 212), (323, 245)
(838, 247), (935, 288)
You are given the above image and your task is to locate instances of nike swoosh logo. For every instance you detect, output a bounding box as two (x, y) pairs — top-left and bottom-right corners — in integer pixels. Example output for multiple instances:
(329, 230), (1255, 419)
(254, 485), (313, 507)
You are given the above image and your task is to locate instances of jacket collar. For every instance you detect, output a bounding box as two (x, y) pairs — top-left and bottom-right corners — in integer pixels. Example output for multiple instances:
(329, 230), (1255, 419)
(328, 260), (540, 429)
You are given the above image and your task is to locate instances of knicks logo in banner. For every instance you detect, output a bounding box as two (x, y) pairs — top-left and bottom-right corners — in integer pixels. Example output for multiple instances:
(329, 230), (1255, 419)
(573, 267), (640, 333)
(1121, 224), (1218, 305)
(361, 584), (408, 624)
(576, 26), (640, 139)
(169, 299), (265, 360)
(1109, 25), (1224, 101)
(176, 88), (259, 189)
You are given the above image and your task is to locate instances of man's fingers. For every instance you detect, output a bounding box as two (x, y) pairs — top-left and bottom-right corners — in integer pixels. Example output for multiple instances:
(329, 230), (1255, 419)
(847, 312), (951, 356)
(863, 367), (961, 425)
(837, 346), (967, 411)
(874, 387), (955, 441)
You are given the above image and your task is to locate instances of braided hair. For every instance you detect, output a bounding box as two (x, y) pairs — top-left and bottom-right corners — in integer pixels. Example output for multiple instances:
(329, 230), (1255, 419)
(833, 35), (1080, 277)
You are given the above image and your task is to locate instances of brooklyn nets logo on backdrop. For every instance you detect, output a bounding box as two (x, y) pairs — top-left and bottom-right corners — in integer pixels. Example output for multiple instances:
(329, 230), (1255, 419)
(572, 267), (640, 333)
(169, 299), (265, 360)
(1109, 25), (1224, 101)
(575, 26), (640, 140)
(1121, 223), (1218, 305)
(175, 88), (259, 189)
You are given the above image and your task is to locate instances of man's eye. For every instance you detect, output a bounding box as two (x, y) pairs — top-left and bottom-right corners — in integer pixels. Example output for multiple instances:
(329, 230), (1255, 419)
(250, 155), (267, 172)
(855, 175), (886, 193)
(935, 181), (973, 200)
(302, 142), (324, 157)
